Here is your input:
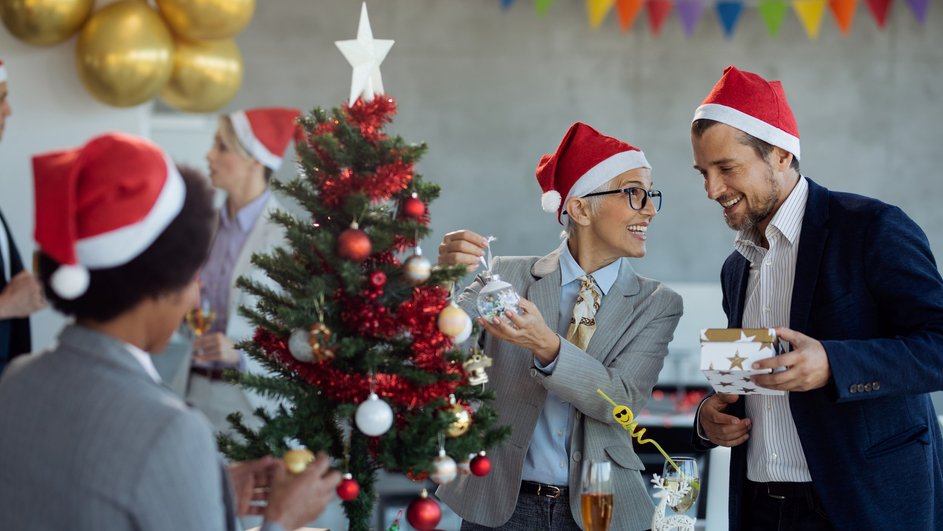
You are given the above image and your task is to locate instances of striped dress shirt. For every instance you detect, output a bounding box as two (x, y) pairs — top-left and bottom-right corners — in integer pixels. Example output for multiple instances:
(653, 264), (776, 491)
(735, 176), (812, 483)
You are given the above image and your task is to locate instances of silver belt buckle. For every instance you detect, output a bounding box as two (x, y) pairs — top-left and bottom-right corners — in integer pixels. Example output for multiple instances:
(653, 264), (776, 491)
(766, 484), (786, 500)
(538, 484), (562, 498)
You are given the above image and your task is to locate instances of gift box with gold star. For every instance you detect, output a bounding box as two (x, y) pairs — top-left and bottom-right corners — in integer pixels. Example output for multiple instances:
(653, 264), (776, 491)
(699, 328), (785, 396)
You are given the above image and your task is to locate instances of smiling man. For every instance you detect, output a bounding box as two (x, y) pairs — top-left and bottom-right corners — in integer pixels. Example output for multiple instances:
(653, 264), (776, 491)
(690, 66), (943, 531)
(436, 122), (682, 531)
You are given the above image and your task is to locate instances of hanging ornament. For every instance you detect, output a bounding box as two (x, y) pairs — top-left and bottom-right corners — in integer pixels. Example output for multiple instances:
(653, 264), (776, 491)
(369, 270), (388, 289)
(338, 222), (372, 262)
(470, 451), (492, 477)
(403, 246), (432, 285)
(474, 236), (521, 321)
(355, 392), (394, 436)
(337, 473), (360, 501)
(283, 448), (315, 474)
(438, 302), (471, 338)
(288, 328), (315, 362)
(430, 449), (458, 485)
(406, 489), (442, 531)
(453, 314), (474, 344)
(401, 193), (426, 220)
(446, 399), (472, 438)
(463, 351), (493, 386)
(309, 323), (335, 362)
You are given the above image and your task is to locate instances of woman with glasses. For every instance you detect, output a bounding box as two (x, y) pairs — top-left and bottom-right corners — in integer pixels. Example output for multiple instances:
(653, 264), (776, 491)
(435, 122), (682, 531)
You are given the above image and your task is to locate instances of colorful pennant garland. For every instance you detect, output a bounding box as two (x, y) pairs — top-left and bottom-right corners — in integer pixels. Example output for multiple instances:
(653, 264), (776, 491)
(511, 0), (928, 39)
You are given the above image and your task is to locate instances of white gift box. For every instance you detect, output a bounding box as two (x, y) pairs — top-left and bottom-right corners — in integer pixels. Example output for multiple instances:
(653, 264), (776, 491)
(700, 328), (785, 396)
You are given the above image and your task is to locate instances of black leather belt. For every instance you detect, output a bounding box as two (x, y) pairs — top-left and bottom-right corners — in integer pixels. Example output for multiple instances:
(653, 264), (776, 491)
(190, 366), (229, 382)
(748, 480), (816, 500)
(520, 480), (567, 499)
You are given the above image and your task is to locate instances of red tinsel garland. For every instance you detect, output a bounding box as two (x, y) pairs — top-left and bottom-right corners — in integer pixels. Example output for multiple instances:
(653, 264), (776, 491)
(344, 97), (397, 139)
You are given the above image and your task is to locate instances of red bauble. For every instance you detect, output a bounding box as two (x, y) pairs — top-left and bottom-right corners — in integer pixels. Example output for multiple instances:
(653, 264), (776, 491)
(338, 224), (371, 262)
(402, 196), (426, 220)
(470, 451), (492, 477)
(369, 270), (387, 288)
(336, 474), (360, 501)
(406, 489), (441, 531)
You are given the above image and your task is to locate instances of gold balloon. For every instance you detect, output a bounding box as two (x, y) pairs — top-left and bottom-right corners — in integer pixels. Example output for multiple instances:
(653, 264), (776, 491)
(0, 0), (94, 46)
(156, 0), (254, 41)
(159, 37), (243, 113)
(75, 0), (174, 108)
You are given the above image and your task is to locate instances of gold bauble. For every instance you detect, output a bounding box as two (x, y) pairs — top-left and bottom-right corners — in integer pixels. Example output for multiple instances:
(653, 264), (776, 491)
(75, 0), (173, 107)
(0, 0), (93, 46)
(156, 0), (254, 41)
(447, 402), (472, 438)
(283, 448), (314, 474)
(159, 37), (242, 113)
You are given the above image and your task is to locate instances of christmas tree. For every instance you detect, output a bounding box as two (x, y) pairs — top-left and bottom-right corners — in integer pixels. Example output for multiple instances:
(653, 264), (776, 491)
(218, 5), (509, 530)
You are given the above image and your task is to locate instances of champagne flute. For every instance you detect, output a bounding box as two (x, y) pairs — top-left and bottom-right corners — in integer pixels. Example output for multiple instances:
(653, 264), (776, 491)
(580, 460), (613, 531)
(185, 298), (216, 337)
(662, 456), (699, 514)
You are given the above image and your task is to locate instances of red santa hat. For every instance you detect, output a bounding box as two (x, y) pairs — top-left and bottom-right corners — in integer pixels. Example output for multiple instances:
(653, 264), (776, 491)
(536, 122), (651, 225)
(32, 133), (186, 300)
(0, 59), (8, 83)
(693, 65), (800, 160)
(229, 107), (302, 171)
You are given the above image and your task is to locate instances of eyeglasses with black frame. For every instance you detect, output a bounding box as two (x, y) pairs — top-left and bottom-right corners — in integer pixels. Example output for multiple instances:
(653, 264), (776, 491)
(581, 187), (663, 212)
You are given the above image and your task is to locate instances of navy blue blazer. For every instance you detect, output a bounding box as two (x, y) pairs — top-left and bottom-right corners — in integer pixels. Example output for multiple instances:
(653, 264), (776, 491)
(0, 209), (31, 373)
(695, 178), (943, 530)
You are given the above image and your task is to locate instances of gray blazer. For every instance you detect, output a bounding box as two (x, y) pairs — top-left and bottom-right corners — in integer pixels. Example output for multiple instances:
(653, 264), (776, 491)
(0, 325), (237, 531)
(437, 245), (683, 530)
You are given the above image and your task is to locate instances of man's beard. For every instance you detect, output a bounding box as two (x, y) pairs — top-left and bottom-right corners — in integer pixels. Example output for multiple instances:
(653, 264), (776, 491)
(725, 164), (779, 232)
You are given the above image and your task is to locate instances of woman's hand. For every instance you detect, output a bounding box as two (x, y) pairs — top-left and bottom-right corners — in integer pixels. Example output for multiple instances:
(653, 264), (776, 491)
(479, 297), (560, 365)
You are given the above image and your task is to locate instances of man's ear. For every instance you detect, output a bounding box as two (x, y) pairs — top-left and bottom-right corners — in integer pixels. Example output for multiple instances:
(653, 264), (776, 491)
(771, 147), (793, 172)
(566, 196), (592, 226)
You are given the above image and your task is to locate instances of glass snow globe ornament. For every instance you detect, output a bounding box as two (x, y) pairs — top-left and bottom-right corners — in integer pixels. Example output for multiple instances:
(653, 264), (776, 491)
(475, 236), (521, 321)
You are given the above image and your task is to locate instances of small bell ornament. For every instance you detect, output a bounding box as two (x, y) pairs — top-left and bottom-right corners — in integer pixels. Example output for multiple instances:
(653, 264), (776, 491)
(355, 392), (394, 436)
(474, 236), (520, 321)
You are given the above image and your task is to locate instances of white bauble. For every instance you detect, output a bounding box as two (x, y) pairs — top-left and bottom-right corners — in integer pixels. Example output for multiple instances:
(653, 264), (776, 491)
(430, 450), (457, 485)
(453, 315), (473, 344)
(355, 392), (394, 436)
(288, 328), (315, 362)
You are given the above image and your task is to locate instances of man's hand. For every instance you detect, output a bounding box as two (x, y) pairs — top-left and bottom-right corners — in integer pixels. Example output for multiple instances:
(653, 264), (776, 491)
(751, 327), (831, 392)
(437, 230), (488, 271)
(192, 332), (239, 365)
(229, 456), (279, 516)
(479, 298), (560, 365)
(0, 271), (45, 319)
(264, 452), (342, 530)
(699, 393), (751, 447)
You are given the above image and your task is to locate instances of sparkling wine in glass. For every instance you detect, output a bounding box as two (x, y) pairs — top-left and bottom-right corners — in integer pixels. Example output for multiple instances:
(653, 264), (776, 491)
(663, 456), (699, 514)
(185, 300), (216, 336)
(580, 460), (614, 531)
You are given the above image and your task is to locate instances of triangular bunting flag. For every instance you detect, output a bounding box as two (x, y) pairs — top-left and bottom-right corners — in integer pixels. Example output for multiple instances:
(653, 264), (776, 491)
(829, 0), (859, 34)
(759, 0), (791, 36)
(866, 0), (892, 28)
(501, 0), (515, 10)
(716, 1), (745, 38)
(536, 0), (555, 16)
(646, 0), (673, 36)
(588, 0), (617, 28)
(906, 0), (929, 24)
(617, 0), (645, 31)
(677, 0), (706, 37)
(794, 0), (828, 39)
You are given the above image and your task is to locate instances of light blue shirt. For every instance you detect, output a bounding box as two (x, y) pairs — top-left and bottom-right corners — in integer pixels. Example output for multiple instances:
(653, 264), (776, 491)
(521, 243), (620, 485)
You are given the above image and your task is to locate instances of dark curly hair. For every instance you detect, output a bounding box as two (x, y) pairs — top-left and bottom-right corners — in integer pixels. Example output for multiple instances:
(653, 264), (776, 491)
(38, 165), (216, 322)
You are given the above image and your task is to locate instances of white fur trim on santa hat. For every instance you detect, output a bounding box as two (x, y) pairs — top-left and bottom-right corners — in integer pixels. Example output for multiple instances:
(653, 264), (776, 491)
(541, 190), (561, 213)
(693, 103), (801, 160)
(230, 110), (284, 170)
(75, 155), (185, 269)
(562, 150), (651, 216)
(51, 264), (90, 300)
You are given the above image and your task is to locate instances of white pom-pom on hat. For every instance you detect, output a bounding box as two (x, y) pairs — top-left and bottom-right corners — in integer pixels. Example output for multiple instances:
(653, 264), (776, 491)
(50, 264), (90, 300)
(541, 190), (561, 213)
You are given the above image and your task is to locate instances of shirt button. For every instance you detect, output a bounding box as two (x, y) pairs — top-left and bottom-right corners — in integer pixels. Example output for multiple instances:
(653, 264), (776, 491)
(557, 431), (564, 437)
(771, 453), (778, 460)
(560, 462), (566, 469)
(764, 261), (771, 267)
(572, 451), (582, 462)
(764, 305), (771, 313)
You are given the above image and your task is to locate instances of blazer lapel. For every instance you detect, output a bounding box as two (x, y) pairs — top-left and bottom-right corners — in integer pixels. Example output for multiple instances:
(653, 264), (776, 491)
(588, 259), (640, 363)
(725, 257), (749, 328)
(527, 246), (563, 338)
(790, 178), (830, 334)
(228, 195), (279, 316)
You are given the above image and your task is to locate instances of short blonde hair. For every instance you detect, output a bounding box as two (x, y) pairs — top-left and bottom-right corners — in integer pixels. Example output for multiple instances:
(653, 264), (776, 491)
(217, 116), (274, 180)
(564, 180), (608, 238)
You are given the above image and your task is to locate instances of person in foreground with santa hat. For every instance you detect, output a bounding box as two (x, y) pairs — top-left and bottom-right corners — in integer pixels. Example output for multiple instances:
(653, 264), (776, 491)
(436, 122), (682, 530)
(690, 66), (943, 530)
(0, 57), (45, 374)
(0, 132), (340, 530)
(182, 107), (301, 437)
